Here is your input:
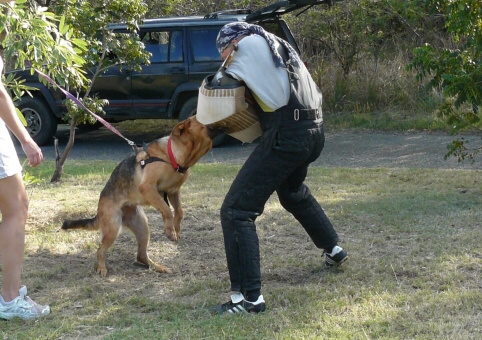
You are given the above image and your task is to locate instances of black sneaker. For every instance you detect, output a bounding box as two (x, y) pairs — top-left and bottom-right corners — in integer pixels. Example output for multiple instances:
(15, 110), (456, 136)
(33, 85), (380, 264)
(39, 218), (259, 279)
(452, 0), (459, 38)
(324, 246), (348, 267)
(213, 293), (266, 315)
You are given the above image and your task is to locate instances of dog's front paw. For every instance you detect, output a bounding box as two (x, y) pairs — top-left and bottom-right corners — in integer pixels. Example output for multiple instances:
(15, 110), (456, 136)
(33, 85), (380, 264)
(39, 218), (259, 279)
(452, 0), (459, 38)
(164, 226), (180, 242)
(97, 266), (108, 277)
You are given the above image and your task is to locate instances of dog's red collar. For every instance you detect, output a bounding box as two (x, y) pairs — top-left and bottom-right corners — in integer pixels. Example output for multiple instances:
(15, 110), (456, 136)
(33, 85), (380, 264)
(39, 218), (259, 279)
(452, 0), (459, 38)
(167, 137), (188, 173)
(139, 138), (188, 173)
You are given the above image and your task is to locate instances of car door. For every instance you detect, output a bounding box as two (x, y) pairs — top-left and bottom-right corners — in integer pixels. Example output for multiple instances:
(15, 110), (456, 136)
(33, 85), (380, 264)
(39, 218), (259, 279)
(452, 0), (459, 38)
(89, 63), (133, 119)
(130, 28), (188, 118)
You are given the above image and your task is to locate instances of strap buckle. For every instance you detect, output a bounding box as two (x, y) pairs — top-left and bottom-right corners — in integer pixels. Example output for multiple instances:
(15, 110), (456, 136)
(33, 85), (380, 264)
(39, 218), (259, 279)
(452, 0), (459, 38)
(294, 109), (300, 121)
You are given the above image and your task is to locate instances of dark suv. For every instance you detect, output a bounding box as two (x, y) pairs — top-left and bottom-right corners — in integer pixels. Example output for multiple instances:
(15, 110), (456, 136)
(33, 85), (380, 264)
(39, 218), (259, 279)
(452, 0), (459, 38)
(10, 0), (336, 145)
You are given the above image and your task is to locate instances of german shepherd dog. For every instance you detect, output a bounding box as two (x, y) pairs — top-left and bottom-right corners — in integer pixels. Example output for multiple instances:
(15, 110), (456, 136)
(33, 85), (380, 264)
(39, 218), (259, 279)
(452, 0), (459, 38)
(61, 116), (215, 277)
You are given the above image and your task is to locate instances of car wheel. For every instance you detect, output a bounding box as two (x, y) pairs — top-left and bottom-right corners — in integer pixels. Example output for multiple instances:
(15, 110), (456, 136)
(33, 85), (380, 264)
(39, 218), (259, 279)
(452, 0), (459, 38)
(18, 97), (58, 146)
(178, 96), (227, 147)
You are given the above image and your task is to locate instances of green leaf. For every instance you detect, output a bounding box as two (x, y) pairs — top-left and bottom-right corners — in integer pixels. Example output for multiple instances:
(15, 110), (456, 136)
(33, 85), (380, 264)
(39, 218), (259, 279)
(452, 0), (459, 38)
(59, 15), (68, 35)
(15, 108), (27, 126)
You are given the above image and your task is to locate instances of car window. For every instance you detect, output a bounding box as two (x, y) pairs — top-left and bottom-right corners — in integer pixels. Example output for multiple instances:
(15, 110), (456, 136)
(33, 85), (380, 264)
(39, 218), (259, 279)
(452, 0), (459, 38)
(259, 20), (300, 54)
(260, 22), (284, 39)
(170, 30), (183, 62)
(141, 30), (183, 63)
(191, 28), (223, 62)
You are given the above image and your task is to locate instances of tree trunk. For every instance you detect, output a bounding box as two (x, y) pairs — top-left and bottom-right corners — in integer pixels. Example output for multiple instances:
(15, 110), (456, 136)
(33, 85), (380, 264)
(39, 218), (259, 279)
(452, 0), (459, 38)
(50, 118), (77, 182)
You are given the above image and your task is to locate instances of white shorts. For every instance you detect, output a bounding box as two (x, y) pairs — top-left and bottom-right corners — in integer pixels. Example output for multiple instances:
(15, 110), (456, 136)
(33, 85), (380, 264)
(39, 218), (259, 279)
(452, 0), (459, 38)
(0, 119), (22, 179)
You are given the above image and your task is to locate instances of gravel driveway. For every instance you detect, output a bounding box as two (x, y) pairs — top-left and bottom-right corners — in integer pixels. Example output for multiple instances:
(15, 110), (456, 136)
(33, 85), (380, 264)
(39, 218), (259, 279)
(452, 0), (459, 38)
(25, 126), (482, 170)
(203, 131), (482, 170)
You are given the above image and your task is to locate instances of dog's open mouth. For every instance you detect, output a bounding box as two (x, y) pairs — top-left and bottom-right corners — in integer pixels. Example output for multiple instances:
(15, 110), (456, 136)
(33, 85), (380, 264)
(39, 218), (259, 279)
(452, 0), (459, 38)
(207, 126), (227, 140)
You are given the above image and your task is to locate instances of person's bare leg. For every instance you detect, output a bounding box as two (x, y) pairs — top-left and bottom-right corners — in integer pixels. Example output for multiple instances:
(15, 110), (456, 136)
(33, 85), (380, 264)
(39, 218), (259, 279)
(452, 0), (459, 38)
(0, 173), (28, 302)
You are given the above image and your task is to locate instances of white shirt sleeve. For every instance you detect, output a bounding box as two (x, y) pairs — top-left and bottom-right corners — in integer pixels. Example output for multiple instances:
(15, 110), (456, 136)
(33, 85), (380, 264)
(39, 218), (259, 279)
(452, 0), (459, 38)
(225, 35), (290, 111)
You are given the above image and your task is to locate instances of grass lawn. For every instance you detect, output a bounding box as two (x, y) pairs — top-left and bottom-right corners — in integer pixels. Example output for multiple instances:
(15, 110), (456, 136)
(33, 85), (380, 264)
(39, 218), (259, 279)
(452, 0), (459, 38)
(1, 161), (481, 339)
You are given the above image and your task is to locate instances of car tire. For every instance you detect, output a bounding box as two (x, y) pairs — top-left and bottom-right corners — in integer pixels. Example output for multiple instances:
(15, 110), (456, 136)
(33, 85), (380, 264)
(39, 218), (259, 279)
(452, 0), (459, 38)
(18, 97), (58, 146)
(178, 96), (227, 147)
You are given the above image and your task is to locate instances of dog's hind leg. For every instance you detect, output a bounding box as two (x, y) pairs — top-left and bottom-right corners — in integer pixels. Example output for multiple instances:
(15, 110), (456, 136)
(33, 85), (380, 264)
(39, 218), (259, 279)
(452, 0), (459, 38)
(122, 205), (172, 273)
(96, 200), (123, 277)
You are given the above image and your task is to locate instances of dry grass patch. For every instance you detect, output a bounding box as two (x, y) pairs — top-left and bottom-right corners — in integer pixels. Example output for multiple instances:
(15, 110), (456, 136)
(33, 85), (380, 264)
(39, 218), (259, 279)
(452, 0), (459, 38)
(1, 162), (480, 339)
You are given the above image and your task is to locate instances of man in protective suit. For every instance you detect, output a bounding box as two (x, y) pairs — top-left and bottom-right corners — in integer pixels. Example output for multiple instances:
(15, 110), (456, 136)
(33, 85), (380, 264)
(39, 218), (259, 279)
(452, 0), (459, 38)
(213, 22), (348, 315)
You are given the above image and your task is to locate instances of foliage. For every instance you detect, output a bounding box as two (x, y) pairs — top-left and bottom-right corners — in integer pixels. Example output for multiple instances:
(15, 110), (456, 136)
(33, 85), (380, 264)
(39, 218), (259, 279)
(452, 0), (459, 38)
(0, 1), (87, 85)
(155, 0), (267, 17)
(0, 0), (86, 123)
(294, 0), (429, 75)
(47, 0), (149, 126)
(408, 0), (482, 161)
(21, 163), (40, 187)
(37, 0), (149, 182)
(285, 0), (442, 116)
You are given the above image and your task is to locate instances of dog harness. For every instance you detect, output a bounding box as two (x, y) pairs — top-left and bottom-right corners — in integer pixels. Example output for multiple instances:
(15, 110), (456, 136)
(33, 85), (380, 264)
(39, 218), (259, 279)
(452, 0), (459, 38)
(139, 137), (188, 173)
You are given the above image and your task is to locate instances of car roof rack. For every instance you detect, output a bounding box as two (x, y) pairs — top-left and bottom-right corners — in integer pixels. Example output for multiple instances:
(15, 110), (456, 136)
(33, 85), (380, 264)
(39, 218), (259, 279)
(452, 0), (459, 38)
(204, 9), (252, 20)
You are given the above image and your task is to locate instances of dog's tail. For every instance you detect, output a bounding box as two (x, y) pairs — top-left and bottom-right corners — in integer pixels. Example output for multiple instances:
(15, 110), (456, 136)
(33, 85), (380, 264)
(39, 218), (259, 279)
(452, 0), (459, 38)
(61, 217), (98, 231)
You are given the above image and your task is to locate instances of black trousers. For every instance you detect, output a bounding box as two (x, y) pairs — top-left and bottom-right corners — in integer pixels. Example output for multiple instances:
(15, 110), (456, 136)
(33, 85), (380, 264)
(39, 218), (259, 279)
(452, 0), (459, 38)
(220, 115), (339, 293)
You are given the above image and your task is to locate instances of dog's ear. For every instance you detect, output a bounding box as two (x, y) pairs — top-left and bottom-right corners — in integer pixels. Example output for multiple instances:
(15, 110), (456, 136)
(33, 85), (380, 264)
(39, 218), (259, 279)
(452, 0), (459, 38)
(172, 117), (192, 137)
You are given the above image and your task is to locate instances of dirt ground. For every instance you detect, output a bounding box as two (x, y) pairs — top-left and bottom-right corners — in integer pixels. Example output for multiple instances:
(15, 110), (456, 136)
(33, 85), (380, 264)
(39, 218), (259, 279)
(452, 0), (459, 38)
(34, 128), (482, 170)
(10, 128), (480, 339)
(201, 130), (482, 170)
